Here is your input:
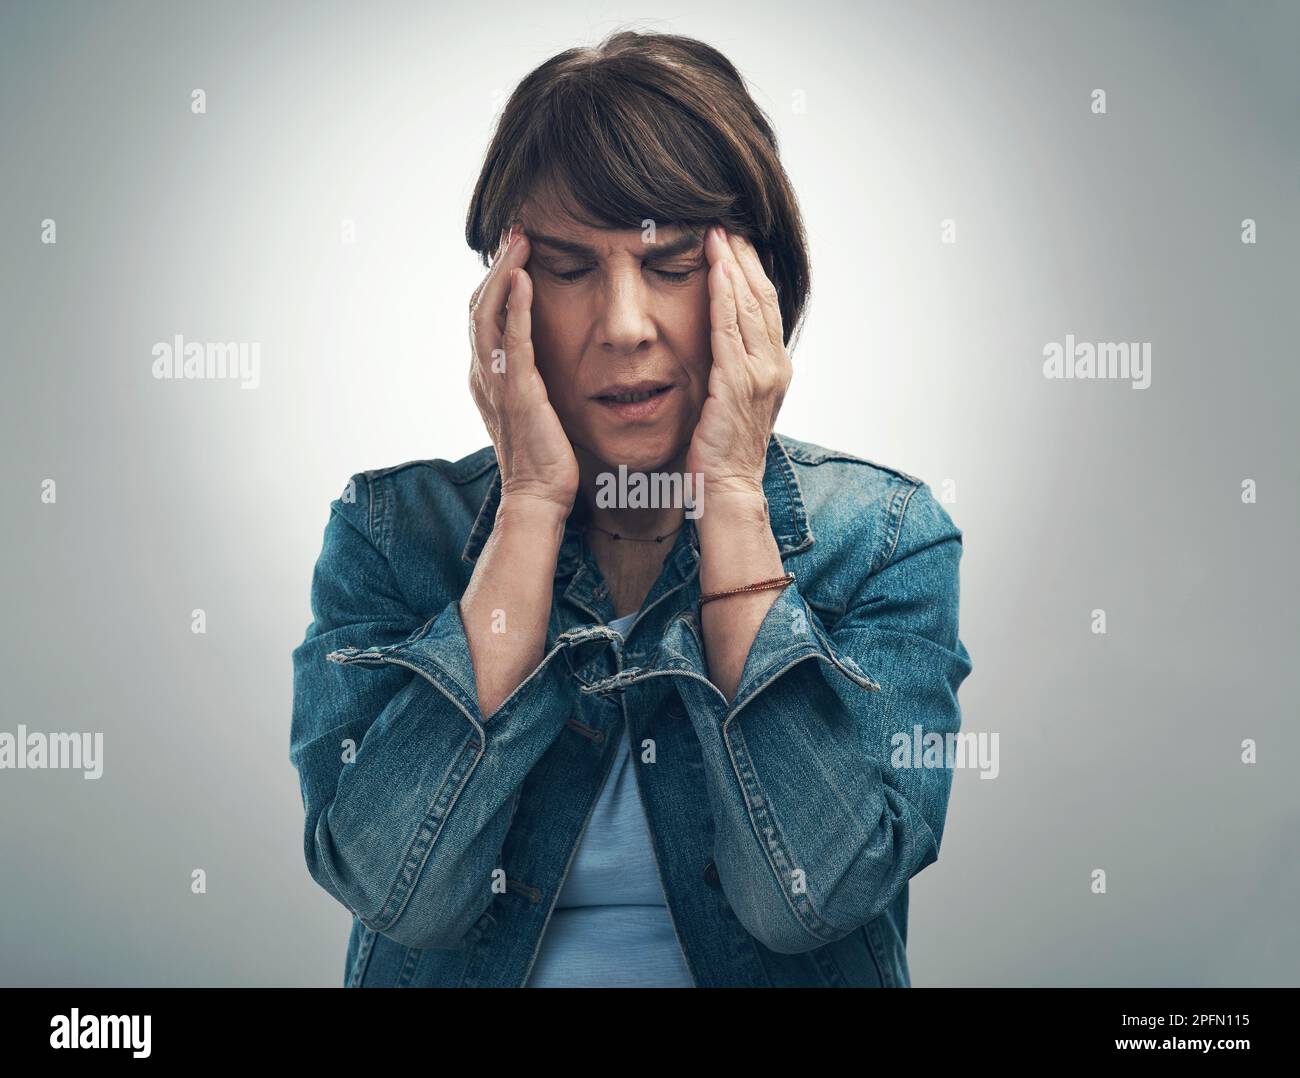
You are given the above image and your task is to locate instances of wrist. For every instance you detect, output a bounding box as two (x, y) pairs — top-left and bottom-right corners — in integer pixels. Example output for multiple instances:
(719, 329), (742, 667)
(696, 490), (782, 595)
(696, 486), (768, 531)
(701, 474), (765, 499)
(496, 492), (572, 535)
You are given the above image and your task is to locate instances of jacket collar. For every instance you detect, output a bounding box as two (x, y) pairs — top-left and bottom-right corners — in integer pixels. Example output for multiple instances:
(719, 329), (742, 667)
(460, 431), (813, 569)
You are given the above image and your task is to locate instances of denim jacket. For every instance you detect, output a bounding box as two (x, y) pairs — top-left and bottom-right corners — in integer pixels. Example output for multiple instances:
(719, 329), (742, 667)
(289, 431), (972, 987)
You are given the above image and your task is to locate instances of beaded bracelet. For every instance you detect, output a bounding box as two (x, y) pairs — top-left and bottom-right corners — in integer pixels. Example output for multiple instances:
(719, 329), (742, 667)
(697, 570), (795, 609)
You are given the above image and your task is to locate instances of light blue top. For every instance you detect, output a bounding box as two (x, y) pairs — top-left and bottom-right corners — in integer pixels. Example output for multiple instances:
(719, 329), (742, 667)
(525, 611), (695, 987)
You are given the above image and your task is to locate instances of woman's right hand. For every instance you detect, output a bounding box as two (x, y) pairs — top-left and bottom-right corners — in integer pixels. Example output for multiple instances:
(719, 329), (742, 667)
(468, 223), (579, 517)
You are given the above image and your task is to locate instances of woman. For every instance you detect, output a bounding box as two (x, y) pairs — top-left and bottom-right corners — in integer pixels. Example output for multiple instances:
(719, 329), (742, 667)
(290, 29), (972, 988)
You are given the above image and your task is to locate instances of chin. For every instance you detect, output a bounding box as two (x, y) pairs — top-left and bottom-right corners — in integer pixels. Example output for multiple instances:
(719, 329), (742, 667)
(589, 429), (687, 472)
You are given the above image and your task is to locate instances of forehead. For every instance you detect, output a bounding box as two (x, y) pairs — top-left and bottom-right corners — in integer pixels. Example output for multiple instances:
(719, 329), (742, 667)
(519, 199), (698, 254)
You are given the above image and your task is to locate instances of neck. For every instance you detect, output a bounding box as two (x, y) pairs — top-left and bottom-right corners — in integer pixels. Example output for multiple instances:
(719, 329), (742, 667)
(570, 445), (690, 542)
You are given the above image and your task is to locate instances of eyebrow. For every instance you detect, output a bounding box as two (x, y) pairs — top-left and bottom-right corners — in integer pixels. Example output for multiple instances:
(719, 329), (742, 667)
(527, 231), (703, 260)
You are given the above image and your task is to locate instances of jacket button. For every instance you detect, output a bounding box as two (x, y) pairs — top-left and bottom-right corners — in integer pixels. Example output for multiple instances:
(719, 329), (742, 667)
(703, 860), (721, 889)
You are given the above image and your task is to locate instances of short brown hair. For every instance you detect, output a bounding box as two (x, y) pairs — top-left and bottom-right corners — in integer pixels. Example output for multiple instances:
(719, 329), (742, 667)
(464, 29), (812, 349)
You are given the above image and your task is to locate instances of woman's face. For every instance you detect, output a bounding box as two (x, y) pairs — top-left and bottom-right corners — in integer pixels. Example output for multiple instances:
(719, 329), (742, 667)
(517, 197), (712, 473)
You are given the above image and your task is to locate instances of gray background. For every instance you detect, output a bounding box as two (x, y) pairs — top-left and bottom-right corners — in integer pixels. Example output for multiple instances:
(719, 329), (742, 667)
(1, 0), (1296, 986)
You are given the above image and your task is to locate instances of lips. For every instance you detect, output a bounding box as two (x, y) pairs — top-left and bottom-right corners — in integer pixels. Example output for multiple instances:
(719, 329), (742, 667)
(591, 380), (674, 402)
(592, 384), (676, 421)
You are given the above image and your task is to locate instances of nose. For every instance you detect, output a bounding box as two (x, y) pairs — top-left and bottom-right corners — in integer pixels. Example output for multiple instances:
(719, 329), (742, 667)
(597, 267), (655, 355)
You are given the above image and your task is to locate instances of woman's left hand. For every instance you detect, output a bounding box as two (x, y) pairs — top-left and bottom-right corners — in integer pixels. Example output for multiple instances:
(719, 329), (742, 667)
(685, 226), (792, 498)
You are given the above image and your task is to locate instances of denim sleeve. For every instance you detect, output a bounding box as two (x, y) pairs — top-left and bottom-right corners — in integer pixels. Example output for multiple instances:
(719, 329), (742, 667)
(289, 472), (578, 950)
(666, 480), (973, 954)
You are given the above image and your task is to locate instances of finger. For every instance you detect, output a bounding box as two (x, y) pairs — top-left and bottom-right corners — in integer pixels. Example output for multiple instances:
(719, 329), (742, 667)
(708, 254), (747, 372)
(468, 226), (510, 328)
(726, 231), (784, 348)
(707, 226), (767, 361)
(469, 226), (518, 341)
(500, 266), (537, 381)
(468, 259), (500, 360)
(470, 226), (530, 363)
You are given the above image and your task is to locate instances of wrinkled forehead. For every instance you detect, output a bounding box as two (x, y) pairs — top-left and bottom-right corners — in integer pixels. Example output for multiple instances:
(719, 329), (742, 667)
(519, 194), (702, 256)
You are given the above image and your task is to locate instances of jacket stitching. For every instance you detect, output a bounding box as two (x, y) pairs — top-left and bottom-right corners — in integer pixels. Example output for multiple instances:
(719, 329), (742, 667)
(348, 924), (377, 987)
(336, 652), (485, 935)
(447, 447), (498, 484)
(363, 474), (376, 543)
(396, 944), (423, 987)
(717, 648), (888, 945)
(723, 719), (840, 946)
(778, 437), (923, 485)
(772, 433), (815, 553)
(879, 478), (920, 573)
(809, 944), (849, 987)
(377, 473), (395, 556)
(330, 634), (585, 938)
(865, 918), (899, 987)
(371, 722), (481, 934)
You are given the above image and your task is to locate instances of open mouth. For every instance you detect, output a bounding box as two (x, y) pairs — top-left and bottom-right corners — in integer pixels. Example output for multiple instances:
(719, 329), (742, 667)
(592, 383), (676, 421)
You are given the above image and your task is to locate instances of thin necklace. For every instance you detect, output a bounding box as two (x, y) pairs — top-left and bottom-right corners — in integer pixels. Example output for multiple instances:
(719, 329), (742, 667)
(583, 520), (685, 544)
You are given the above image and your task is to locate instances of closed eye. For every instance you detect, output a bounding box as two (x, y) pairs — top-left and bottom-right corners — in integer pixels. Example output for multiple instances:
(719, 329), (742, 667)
(551, 266), (699, 284)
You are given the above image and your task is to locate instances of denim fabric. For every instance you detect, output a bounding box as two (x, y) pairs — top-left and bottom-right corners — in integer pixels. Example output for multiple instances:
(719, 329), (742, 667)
(290, 431), (973, 987)
(524, 610), (695, 987)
